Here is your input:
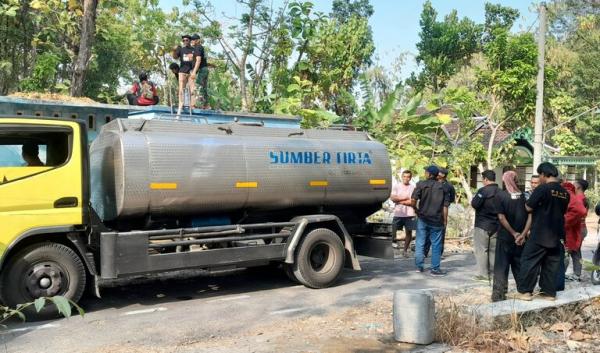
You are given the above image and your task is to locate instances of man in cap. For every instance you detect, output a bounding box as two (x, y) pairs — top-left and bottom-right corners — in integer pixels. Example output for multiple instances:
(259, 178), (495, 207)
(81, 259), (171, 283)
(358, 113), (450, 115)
(471, 170), (500, 282)
(411, 165), (451, 276)
(191, 34), (210, 109)
(172, 34), (200, 114)
(424, 167), (455, 257)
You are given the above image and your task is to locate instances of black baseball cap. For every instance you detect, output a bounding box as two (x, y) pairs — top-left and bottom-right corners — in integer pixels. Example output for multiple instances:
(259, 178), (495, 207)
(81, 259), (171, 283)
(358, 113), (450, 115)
(438, 167), (449, 176)
(424, 165), (439, 176)
(181, 34), (192, 40)
(191, 34), (200, 40)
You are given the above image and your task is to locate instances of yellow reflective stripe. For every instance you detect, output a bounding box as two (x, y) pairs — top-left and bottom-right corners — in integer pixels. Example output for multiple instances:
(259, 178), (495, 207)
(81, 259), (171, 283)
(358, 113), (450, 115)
(369, 179), (386, 185)
(309, 181), (328, 187)
(236, 181), (258, 188)
(150, 182), (178, 190)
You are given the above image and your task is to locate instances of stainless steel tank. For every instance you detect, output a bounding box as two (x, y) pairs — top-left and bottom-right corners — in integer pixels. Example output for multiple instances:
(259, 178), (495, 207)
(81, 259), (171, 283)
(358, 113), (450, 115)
(90, 119), (391, 221)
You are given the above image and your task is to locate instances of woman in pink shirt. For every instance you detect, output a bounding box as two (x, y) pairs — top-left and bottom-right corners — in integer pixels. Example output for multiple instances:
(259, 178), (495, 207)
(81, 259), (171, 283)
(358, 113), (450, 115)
(390, 170), (416, 257)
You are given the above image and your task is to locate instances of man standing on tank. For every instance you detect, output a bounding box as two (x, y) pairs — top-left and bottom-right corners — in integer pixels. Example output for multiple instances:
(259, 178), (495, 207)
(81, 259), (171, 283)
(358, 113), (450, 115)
(172, 34), (200, 115)
(411, 166), (450, 276)
(512, 162), (569, 301)
(191, 34), (210, 109)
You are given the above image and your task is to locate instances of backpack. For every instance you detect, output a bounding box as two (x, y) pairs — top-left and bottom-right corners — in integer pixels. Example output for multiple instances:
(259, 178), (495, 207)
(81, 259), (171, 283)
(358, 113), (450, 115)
(137, 81), (155, 100)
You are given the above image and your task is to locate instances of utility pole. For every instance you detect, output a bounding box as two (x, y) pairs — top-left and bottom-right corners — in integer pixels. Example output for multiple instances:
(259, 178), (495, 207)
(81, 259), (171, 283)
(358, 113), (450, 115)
(533, 2), (547, 170)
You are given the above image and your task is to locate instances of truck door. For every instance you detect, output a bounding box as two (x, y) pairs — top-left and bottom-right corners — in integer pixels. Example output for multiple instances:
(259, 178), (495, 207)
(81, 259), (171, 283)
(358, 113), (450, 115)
(0, 118), (85, 257)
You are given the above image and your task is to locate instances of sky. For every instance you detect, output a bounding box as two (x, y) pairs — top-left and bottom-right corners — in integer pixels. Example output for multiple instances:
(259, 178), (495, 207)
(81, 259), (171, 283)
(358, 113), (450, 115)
(159, 0), (539, 78)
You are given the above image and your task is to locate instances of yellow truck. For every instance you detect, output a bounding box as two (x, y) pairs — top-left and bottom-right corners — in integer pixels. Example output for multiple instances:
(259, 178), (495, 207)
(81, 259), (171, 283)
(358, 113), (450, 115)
(0, 116), (393, 316)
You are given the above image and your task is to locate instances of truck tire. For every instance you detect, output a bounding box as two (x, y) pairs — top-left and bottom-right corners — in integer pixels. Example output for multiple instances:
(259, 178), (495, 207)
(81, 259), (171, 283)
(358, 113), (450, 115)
(292, 228), (345, 289)
(0, 242), (86, 318)
(283, 263), (301, 284)
(592, 270), (600, 286)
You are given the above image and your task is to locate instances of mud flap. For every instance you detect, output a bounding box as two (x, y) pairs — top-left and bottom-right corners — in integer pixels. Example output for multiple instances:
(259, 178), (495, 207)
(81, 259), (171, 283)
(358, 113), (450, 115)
(352, 222), (396, 259)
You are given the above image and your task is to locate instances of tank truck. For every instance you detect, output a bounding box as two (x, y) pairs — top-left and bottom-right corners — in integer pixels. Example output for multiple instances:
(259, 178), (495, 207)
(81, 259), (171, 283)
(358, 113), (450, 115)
(0, 116), (394, 315)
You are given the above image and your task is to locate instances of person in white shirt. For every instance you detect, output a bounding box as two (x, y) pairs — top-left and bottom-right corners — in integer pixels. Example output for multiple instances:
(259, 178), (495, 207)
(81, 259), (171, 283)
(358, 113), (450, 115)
(390, 170), (416, 257)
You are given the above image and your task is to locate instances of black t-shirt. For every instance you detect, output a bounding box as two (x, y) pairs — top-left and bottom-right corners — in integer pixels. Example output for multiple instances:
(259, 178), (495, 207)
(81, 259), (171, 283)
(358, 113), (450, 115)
(471, 184), (500, 233)
(526, 181), (570, 248)
(176, 45), (196, 73)
(411, 179), (450, 227)
(495, 190), (528, 242)
(442, 180), (456, 204)
(195, 45), (207, 69)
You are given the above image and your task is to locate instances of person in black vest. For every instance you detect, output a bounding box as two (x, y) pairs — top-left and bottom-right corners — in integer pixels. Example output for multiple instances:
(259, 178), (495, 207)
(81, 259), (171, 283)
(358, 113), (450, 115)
(512, 162), (569, 301)
(471, 170), (500, 282)
(491, 170), (532, 301)
(411, 165), (451, 276)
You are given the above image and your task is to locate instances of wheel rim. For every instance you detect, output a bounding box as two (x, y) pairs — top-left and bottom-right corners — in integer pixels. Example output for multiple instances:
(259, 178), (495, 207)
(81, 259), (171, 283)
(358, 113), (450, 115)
(24, 262), (69, 298)
(309, 242), (335, 273)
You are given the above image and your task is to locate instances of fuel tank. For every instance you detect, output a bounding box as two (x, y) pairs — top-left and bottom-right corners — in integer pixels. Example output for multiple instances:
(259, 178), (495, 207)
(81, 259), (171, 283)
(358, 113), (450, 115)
(90, 119), (391, 221)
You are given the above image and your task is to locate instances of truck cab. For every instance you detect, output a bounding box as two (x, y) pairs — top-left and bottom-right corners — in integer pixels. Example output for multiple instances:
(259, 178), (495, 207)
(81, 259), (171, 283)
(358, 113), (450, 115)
(0, 117), (89, 311)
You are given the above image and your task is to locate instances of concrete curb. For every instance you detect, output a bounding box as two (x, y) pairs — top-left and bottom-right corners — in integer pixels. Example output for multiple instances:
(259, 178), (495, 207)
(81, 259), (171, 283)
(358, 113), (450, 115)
(468, 285), (600, 320)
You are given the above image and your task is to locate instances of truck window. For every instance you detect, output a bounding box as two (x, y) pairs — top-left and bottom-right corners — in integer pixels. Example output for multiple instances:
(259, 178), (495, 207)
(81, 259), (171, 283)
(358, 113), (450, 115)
(0, 127), (72, 182)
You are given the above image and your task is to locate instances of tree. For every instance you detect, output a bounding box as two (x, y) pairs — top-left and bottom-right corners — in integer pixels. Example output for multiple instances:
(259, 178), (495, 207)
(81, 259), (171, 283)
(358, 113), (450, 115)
(409, 0), (482, 93)
(474, 4), (540, 170)
(195, 0), (287, 111)
(330, 0), (374, 21)
(70, 0), (99, 96)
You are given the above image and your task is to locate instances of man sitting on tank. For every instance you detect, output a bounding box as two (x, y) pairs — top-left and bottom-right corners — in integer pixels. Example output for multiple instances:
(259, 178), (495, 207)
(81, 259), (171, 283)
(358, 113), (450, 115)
(22, 142), (44, 167)
(126, 72), (160, 106)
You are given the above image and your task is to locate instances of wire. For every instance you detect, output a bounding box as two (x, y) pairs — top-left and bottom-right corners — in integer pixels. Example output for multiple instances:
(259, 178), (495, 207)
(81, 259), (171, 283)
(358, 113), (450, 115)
(525, 14), (540, 34)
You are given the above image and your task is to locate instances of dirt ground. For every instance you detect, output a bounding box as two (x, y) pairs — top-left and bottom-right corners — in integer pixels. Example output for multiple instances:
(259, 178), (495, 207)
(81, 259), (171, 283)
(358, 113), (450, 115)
(86, 291), (600, 353)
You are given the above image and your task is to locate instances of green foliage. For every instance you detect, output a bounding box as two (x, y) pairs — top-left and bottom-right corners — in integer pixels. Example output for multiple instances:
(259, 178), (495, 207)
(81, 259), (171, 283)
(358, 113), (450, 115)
(20, 52), (63, 92)
(552, 127), (585, 155)
(330, 0), (374, 22)
(410, 0), (482, 92)
(1, 296), (84, 327)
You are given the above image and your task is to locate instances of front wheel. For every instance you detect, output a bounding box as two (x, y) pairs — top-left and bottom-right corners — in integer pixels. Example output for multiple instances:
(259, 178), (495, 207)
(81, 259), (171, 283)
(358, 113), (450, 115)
(0, 242), (86, 318)
(293, 228), (345, 289)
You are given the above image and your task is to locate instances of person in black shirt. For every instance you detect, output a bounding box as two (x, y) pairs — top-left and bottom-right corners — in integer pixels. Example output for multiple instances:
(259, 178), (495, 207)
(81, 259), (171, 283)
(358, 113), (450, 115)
(411, 165), (451, 276)
(471, 170), (500, 281)
(424, 167), (455, 257)
(191, 34), (210, 109)
(172, 34), (200, 114)
(512, 162), (569, 301)
(491, 171), (532, 301)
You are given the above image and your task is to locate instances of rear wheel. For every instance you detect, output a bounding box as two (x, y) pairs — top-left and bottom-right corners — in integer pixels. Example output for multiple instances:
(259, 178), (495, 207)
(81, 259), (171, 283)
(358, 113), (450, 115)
(592, 270), (600, 285)
(292, 228), (345, 289)
(0, 242), (86, 318)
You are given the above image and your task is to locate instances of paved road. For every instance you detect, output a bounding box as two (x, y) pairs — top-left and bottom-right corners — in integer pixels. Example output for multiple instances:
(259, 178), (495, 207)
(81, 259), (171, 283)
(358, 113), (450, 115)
(1, 235), (597, 353)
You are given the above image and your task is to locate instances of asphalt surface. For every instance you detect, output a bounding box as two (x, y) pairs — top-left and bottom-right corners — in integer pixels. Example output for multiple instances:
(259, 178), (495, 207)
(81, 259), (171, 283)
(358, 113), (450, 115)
(1, 235), (598, 353)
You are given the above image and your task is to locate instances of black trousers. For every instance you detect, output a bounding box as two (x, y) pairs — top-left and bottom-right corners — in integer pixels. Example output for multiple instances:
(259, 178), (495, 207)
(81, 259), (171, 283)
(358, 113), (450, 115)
(517, 240), (561, 297)
(492, 238), (522, 301)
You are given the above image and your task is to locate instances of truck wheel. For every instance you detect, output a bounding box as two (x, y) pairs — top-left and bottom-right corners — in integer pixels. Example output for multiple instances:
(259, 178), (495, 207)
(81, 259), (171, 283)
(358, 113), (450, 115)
(592, 270), (600, 286)
(0, 242), (86, 318)
(283, 263), (301, 284)
(293, 228), (345, 289)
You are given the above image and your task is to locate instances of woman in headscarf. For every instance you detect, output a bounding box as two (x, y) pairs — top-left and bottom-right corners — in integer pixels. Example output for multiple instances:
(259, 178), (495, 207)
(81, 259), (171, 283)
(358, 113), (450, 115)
(491, 171), (532, 301)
